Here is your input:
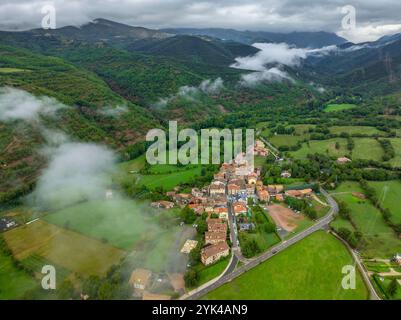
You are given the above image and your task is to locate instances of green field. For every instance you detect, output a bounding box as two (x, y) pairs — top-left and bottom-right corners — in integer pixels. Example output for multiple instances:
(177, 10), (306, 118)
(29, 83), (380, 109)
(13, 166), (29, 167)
(368, 181), (401, 224)
(387, 138), (401, 167)
(331, 182), (401, 258)
(270, 134), (306, 147)
(43, 199), (192, 273)
(324, 104), (357, 113)
(135, 167), (202, 191)
(203, 231), (368, 300)
(44, 199), (164, 250)
(290, 124), (315, 135)
(0, 251), (38, 299)
(0, 67), (28, 73)
(289, 138), (348, 159)
(329, 126), (383, 136)
(352, 138), (383, 161)
(194, 257), (230, 288)
(3, 220), (125, 276)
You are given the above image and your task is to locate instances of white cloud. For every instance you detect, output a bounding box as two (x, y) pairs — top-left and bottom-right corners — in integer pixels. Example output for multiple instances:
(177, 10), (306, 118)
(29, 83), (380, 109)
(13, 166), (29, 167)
(32, 142), (116, 209)
(0, 87), (67, 121)
(199, 77), (224, 95)
(240, 67), (294, 87)
(231, 43), (336, 70)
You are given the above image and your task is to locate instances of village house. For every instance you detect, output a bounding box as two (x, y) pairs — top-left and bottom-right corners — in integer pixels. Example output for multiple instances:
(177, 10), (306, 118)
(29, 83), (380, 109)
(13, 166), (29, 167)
(213, 206), (229, 220)
(201, 242), (230, 266)
(173, 193), (193, 205)
(267, 185), (284, 195)
(254, 140), (269, 156)
(246, 184), (255, 195)
(151, 201), (175, 209)
(285, 188), (313, 199)
(207, 219), (228, 233)
(209, 181), (226, 196)
(191, 188), (204, 198)
(246, 172), (258, 185)
(233, 203), (248, 216)
(337, 156), (352, 165)
(227, 183), (240, 195)
(211, 195), (228, 206)
(129, 269), (152, 294)
(166, 191), (176, 198)
(214, 172), (226, 180)
(275, 194), (285, 202)
(188, 203), (205, 215)
(281, 170), (292, 178)
(239, 223), (255, 232)
(256, 187), (270, 202)
(205, 231), (226, 245)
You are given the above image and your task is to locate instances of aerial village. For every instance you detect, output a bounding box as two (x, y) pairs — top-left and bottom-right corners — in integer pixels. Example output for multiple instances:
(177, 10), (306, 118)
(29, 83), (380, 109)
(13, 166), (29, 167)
(128, 139), (401, 299)
(150, 140), (312, 264)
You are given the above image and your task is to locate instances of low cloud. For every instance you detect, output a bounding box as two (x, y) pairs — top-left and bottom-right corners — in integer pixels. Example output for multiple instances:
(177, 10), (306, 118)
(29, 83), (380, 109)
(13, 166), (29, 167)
(231, 42), (336, 86)
(31, 142), (117, 210)
(199, 78), (224, 95)
(231, 43), (336, 70)
(152, 77), (224, 108)
(0, 87), (67, 122)
(98, 104), (129, 117)
(240, 67), (294, 87)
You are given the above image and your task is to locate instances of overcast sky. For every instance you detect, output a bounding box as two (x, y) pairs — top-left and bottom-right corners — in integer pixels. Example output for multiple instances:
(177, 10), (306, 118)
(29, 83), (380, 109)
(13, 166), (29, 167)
(0, 0), (400, 43)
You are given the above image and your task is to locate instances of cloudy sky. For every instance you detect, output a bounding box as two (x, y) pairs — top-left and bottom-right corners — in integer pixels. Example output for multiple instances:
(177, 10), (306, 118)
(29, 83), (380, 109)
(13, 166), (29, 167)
(0, 0), (400, 43)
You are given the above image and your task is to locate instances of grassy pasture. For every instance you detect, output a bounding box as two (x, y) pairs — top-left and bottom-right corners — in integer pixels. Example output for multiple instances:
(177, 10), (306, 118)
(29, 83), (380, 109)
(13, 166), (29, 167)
(0, 251), (38, 299)
(324, 104), (357, 113)
(368, 180), (401, 224)
(3, 220), (125, 276)
(352, 138), (383, 161)
(331, 182), (401, 258)
(203, 231), (368, 300)
(289, 138), (348, 159)
(387, 138), (401, 167)
(329, 126), (383, 136)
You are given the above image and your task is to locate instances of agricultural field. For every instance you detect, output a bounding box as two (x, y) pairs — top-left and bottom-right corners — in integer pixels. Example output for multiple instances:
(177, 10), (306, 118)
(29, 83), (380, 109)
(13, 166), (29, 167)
(330, 182), (401, 258)
(368, 180), (401, 224)
(352, 138), (383, 161)
(270, 134), (306, 147)
(324, 104), (357, 113)
(135, 166), (203, 191)
(289, 138), (348, 159)
(387, 138), (401, 167)
(0, 67), (28, 73)
(289, 124), (315, 135)
(43, 198), (193, 273)
(3, 220), (125, 276)
(0, 251), (38, 299)
(203, 231), (368, 300)
(329, 126), (384, 136)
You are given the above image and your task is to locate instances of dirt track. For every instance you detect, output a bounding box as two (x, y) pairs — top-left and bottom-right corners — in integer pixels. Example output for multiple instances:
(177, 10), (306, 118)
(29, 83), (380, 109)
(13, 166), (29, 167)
(266, 204), (304, 232)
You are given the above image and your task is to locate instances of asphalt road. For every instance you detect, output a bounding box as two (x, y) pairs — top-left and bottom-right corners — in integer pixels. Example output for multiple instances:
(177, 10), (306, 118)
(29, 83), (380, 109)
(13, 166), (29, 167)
(186, 188), (337, 300)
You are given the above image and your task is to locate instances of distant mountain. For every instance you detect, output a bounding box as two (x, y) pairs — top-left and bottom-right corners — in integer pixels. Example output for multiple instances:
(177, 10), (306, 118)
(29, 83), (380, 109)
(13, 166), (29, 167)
(303, 35), (401, 96)
(126, 35), (259, 65)
(42, 18), (172, 42)
(0, 18), (172, 47)
(161, 28), (347, 48)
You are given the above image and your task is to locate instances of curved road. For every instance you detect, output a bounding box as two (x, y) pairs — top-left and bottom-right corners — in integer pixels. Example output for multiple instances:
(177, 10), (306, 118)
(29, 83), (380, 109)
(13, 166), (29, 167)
(186, 188), (337, 300)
